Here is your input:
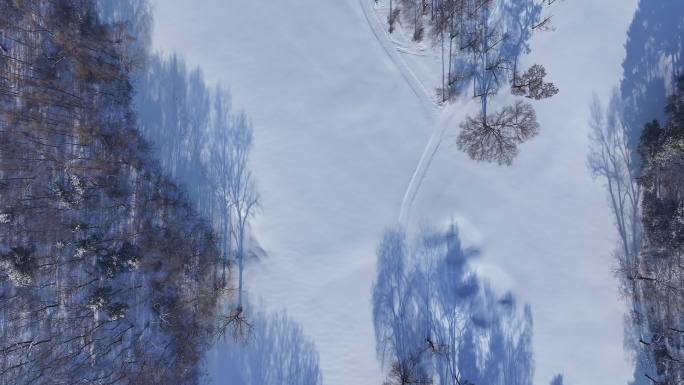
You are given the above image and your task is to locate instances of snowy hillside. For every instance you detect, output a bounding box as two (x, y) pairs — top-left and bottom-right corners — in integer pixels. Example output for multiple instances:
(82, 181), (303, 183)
(149, 1), (640, 384)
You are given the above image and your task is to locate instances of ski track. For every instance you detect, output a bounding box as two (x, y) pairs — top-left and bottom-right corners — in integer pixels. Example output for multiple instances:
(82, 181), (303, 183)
(358, 0), (446, 227)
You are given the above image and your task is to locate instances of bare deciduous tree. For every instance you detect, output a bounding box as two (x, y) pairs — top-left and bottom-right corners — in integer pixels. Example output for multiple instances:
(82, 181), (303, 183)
(457, 101), (539, 165)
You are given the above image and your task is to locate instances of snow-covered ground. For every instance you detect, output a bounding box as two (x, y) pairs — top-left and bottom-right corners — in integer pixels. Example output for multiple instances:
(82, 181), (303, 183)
(151, 1), (638, 384)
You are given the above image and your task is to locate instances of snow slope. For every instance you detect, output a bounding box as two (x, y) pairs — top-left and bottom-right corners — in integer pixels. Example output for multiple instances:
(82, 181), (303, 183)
(151, 1), (638, 384)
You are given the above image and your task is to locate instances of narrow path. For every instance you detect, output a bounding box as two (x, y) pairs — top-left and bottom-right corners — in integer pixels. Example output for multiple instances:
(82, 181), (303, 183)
(358, 0), (447, 226)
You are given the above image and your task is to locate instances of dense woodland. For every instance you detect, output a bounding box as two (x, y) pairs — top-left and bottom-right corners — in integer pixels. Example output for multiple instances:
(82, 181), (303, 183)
(0, 1), (226, 383)
(372, 225), (548, 385)
(381, 0), (559, 165)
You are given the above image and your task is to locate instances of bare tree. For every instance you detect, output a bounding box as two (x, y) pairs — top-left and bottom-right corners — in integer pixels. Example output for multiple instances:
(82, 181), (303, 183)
(457, 101), (539, 165)
(227, 112), (260, 313)
(511, 64), (559, 100)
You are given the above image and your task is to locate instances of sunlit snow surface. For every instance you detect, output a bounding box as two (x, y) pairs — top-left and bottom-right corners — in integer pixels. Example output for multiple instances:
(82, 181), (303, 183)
(151, 1), (638, 384)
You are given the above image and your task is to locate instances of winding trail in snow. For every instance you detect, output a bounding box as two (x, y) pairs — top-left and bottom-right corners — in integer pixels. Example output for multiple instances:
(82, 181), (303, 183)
(358, 0), (447, 227)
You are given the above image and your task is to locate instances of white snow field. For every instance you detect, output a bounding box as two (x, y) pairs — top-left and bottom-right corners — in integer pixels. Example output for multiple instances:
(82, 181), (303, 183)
(151, 1), (638, 384)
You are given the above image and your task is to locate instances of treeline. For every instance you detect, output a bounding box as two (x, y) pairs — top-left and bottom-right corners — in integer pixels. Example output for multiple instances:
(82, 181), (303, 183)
(0, 1), (230, 383)
(380, 0), (558, 165)
(587, 1), (683, 384)
(372, 224), (562, 385)
(96, 1), (324, 383)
